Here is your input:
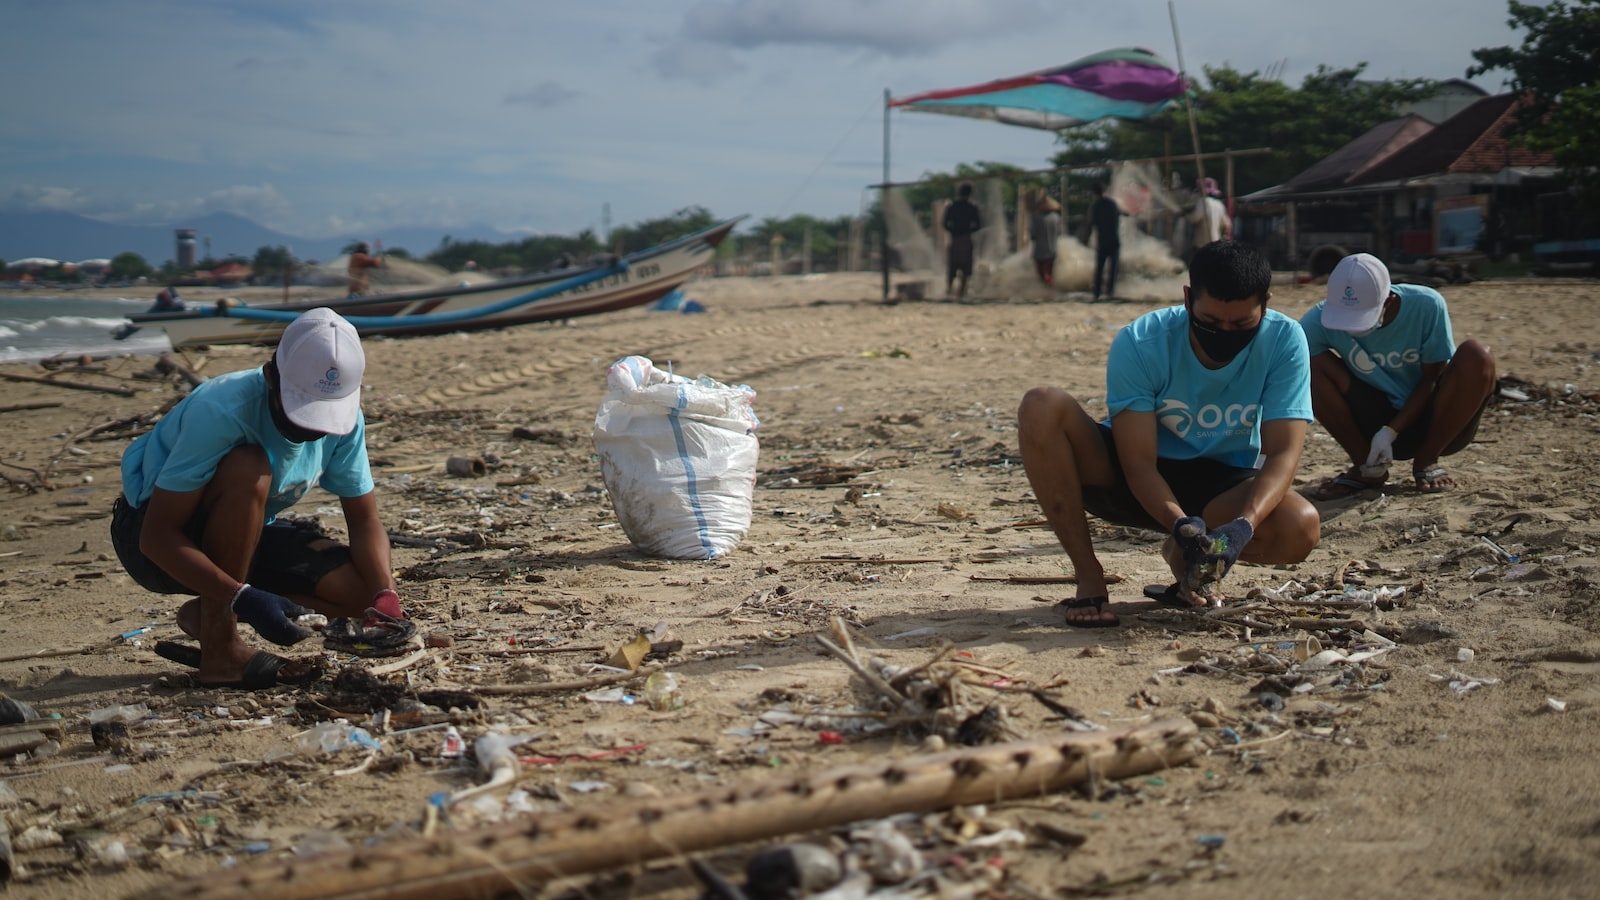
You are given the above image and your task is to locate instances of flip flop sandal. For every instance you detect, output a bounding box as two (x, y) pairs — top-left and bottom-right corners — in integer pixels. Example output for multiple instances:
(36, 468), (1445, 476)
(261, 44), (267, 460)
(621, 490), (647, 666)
(1060, 596), (1120, 629)
(1311, 471), (1381, 501)
(322, 608), (418, 658)
(1414, 466), (1452, 494)
(1144, 583), (1213, 610)
(153, 640), (321, 689)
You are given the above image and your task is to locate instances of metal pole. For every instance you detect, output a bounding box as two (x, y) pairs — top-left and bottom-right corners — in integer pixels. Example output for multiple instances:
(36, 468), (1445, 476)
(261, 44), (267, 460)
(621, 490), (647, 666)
(1168, 1), (1206, 184)
(882, 87), (891, 303)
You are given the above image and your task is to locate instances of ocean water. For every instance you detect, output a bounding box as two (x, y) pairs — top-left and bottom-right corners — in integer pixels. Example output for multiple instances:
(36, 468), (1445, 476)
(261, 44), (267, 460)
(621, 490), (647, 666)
(0, 295), (171, 363)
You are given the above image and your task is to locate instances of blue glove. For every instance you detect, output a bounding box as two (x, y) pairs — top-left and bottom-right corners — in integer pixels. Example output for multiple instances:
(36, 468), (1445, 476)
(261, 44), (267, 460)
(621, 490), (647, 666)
(1171, 515), (1210, 561)
(1203, 518), (1255, 575)
(232, 584), (314, 646)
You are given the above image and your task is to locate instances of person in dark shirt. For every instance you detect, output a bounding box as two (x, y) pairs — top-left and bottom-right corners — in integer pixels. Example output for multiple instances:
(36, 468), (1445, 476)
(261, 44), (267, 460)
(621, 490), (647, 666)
(942, 183), (981, 299)
(1091, 183), (1125, 301)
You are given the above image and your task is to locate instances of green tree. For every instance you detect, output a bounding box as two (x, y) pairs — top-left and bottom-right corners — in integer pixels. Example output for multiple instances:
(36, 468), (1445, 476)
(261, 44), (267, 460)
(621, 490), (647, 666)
(608, 206), (717, 253)
(252, 245), (296, 283)
(1470, 0), (1600, 198)
(1052, 64), (1438, 195)
(108, 251), (152, 280)
(384, 247), (411, 260)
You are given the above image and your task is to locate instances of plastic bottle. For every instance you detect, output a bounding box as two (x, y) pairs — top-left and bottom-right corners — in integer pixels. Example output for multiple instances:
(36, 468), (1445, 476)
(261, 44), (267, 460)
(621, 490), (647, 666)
(642, 671), (683, 711)
(295, 721), (380, 755)
(86, 704), (148, 726)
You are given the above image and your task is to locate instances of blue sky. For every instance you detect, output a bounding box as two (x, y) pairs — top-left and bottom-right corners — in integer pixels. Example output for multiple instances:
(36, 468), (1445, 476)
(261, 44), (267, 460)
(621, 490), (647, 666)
(1, 0), (1525, 238)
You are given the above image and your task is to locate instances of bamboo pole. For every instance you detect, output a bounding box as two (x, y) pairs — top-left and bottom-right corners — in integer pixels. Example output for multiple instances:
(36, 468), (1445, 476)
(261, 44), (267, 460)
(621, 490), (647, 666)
(167, 719), (1197, 900)
(0, 371), (136, 397)
(1168, 1), (1206, 184)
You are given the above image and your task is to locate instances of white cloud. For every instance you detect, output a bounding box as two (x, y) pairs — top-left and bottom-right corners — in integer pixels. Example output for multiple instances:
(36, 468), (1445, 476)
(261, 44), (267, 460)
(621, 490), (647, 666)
(195, 183), (293, 222)
(2, 185), (97, 213)
(650, 39), (746, 85)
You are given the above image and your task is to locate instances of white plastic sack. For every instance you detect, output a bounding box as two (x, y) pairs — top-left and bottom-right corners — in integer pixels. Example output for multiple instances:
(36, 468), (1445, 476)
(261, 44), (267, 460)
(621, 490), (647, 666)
(594, 356), (759, 559)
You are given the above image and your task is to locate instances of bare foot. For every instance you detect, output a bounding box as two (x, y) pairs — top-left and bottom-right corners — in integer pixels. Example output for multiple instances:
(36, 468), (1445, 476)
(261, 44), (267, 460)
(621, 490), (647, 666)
(1414, 463), (1456, 493)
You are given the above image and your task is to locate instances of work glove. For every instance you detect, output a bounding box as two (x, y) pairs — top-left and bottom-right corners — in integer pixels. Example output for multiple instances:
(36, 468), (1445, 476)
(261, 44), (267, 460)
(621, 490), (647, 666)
(232, 584), (314, 646)
(1171, 516), (1210, 560)
(1203, 518), (1256, 577)
(1362, 425), (1398, 478)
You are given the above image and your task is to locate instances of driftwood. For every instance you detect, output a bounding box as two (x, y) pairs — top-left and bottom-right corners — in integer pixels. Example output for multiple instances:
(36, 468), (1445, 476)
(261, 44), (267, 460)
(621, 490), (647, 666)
(156, 353), (208, 388)
(0, 371), (136, 397)
(471, 662), (660, 696)
(0, 402), (63, 415)
(165, 718), (1197, 900)
(0, 644), (99, 665)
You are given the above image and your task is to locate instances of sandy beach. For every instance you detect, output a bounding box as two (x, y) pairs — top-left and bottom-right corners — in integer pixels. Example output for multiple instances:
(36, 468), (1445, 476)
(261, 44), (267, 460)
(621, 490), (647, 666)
(1, 273), (1598, 898)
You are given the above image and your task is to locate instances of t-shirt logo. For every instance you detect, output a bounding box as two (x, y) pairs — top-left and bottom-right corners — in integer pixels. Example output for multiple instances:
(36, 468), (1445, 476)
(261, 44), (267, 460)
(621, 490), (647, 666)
(1158, 399), (1194, 438)
(1159, 398), (1259, 439)
(1349, 346), (1419, 374)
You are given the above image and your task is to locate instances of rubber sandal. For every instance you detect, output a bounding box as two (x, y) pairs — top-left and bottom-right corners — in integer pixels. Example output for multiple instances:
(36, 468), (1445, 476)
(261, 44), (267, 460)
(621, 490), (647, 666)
(1144, 583), (1207, 610)
(153, 640), (321, 689)
(1060, 596), (1120, 629)
(1415, 465), (1452, 493)
(1311, 469), (1382, 501)
(323, 608), (417, 658)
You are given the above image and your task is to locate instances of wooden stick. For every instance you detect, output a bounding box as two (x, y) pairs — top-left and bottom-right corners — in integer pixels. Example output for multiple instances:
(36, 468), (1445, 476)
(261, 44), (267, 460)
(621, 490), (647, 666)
(815, 635), (914, 711)
(968, 574), (1126, 585)
(167, 719), (1197, 900)
(471, 663), (660, 696)
(0, 371), (136, 397)
(0, 402), (63, 414)
(156, 353), (208, 388)
(0, 644), (98, 665)
(369, 648), (429, 676)
(787, 557), (944, 565)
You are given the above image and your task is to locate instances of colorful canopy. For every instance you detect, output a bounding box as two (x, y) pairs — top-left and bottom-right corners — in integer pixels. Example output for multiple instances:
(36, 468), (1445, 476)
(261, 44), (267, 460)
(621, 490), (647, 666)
(890, 47), (1186, 131)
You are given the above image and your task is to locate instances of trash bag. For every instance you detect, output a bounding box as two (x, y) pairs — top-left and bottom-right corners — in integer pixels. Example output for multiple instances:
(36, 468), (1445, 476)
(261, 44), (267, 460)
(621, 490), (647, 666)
(594, 356), (759, 559)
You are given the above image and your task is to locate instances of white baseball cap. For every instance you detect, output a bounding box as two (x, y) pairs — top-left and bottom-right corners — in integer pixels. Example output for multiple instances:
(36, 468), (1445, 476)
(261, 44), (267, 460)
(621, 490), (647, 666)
(274, 308), (364, 435)
(1322, 253), (1392, 333)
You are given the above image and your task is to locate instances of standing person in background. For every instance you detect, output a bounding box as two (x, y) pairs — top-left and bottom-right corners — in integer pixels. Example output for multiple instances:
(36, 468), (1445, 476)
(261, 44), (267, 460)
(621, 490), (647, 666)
(1090, 183), (1124, 301)
(1029, 192), (1064, 288)
(346, 241), (383, 298)
(1191, 177), (1232, 248)
(942, 183), (981, 300)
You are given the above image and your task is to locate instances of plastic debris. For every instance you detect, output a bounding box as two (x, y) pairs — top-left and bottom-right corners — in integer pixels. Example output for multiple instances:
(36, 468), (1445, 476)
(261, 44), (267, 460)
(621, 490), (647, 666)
(13, 825), (62, 852)
(641, 671), (683, 711)
(86, 703), (149, 726)
(582, 688), (633, 704)
(1196, 834), (1227, 850)
(0, 697), (39, 726)
(567, 780), (609, 794)
(1456, 647), (1475, 663)
(0, 781), (17, 807)
(1546, 697), (1568, 713)
(295, 721), (381, 755)
(440, 726), (466, 759)
(85, 837), (130, 868)
(857, 820), (920, 884)
(745, 843), (844, 899)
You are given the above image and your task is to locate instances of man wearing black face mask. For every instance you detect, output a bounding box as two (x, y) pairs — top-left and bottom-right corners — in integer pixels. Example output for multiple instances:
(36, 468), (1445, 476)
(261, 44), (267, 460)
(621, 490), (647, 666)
(1017, 241), (1321, 627)
(111, 308), (410, 688)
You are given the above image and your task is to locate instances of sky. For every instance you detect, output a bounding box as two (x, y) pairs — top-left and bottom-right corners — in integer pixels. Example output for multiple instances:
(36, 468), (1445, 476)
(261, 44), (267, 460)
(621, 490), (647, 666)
(0, 0), (1529, 240)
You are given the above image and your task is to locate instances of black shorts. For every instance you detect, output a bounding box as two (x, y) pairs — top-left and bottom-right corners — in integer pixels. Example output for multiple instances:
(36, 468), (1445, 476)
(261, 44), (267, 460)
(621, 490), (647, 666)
(1081, 424), (1258, 532)
(110, 495), (351, 597)
(947, 236), (975, 277)
(1346, 377), (1483, 460)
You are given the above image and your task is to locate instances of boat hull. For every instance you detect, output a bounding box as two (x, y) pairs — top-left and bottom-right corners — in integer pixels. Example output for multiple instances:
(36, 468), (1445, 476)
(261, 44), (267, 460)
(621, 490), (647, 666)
(132, 219), (736, 348)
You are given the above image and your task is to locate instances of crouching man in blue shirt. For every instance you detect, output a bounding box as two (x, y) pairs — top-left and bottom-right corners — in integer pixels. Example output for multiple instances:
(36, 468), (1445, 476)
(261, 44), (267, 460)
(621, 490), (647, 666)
(112, 308), (409, 688)
(1301, 254), (1495, 497)
(1017, 241), (1321, 627)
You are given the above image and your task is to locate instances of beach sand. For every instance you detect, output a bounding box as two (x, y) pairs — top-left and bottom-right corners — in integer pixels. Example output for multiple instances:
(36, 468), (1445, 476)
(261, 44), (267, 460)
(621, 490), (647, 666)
(1, 273), (1597, 897)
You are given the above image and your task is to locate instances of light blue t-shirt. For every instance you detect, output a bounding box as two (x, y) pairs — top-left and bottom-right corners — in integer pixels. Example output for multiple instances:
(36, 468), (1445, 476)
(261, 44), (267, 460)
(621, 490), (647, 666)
(1299, 283), (1455, 408)
(1105, 306), (1313, 469)
(121, 368), (374, 522)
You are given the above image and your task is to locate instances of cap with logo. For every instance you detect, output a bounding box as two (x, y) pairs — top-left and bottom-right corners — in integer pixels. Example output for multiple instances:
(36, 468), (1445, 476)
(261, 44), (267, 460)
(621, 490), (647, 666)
(1321, 253), (1392, 333)
(273, 307), (364, 435)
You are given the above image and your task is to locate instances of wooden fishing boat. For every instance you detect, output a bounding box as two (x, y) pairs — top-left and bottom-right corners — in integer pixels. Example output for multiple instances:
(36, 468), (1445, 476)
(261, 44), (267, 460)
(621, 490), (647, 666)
(118, 218), (738, 348)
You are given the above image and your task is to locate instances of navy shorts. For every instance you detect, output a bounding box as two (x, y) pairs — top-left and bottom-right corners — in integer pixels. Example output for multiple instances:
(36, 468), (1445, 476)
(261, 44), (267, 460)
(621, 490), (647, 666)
(1080, 425), (1258, 532)
(110, 495), (351, 598)
(1346, 377), (1483, 461)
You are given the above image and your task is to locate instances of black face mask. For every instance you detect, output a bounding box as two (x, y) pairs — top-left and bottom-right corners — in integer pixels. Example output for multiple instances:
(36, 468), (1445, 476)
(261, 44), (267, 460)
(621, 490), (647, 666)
(1188, 303), (1260, 364)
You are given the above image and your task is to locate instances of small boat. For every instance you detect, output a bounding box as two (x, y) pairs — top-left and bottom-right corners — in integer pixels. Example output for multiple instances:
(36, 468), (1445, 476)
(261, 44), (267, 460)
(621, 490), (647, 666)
(118, 217), (739, 348)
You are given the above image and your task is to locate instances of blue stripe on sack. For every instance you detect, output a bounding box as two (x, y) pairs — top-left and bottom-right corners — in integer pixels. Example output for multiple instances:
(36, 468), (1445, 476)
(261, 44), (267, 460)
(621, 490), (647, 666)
(667, 384), (717, 558)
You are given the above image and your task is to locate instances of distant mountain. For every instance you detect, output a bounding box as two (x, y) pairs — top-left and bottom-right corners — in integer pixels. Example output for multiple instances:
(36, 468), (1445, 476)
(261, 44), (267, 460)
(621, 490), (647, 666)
(0, 210), (522, 267)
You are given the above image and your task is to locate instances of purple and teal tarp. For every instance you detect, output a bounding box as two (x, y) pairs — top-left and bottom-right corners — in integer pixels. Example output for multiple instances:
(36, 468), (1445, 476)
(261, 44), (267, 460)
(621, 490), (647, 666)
(890, 47), (1186, 131)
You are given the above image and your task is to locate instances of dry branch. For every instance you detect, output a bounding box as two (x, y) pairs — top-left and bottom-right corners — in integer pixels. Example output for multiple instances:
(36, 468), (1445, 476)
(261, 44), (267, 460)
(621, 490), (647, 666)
(471, 663), (660, 696)
(164, 719), (1197, 900)
(0, 371), (136, 397)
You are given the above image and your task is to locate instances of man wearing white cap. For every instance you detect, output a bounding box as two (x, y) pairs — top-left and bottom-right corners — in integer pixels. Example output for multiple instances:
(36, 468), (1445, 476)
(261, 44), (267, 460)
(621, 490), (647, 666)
(1300, 254), (1496, 497)
(112, 308), (408, 688)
